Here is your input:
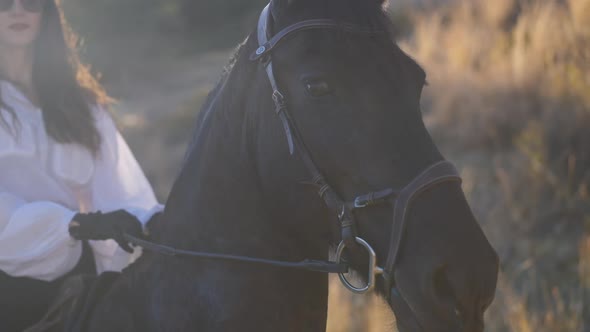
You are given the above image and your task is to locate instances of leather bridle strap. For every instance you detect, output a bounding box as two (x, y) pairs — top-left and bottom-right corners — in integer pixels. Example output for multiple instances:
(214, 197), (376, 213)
(250, 19), (342, 62)
(125, 234), (348, 274)
(383, 161), (462, 282)
(253, 4), (365, 247)
(249, 15), (380, 62)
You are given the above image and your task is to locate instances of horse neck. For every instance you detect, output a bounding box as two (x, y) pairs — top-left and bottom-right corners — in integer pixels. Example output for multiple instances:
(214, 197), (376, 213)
(154, 78), (330, 330)
(162, 109), (306, 254)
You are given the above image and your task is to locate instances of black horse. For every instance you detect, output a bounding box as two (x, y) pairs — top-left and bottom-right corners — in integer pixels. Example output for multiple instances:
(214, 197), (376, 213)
(77, 0), (499, 331)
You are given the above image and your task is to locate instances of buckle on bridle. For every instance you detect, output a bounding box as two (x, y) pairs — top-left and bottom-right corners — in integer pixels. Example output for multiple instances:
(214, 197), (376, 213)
(272, 90), (286, 109)
(353, 196), (371, 209)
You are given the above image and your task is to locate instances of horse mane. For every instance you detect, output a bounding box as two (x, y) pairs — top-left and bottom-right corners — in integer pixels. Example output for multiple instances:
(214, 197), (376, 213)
(183, 36), (258, 161)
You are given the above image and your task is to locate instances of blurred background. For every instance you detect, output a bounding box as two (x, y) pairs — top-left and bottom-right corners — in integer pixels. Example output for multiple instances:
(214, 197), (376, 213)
(61, 0), (588, 330)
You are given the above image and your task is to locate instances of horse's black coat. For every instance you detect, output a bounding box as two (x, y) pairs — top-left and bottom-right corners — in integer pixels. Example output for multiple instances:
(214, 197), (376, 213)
(83, 0), (499, 331)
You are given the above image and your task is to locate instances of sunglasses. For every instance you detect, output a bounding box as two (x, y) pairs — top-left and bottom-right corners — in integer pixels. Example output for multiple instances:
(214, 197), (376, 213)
(0, 0), (45, 13)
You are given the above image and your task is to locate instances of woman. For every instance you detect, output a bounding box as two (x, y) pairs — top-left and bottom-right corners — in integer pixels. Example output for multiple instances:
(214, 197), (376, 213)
(0, 0), (162, 330)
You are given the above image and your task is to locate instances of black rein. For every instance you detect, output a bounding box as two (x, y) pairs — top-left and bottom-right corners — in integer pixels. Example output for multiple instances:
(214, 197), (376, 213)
(124, 234), (349, 274)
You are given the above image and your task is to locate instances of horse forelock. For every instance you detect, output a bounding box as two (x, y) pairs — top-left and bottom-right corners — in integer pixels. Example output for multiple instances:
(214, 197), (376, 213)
(269, 0), (426, 93)
(272, 0), (391, 32)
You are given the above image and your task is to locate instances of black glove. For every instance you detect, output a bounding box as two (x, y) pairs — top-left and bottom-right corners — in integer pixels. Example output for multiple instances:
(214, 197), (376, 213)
(68, 210), (145, 253)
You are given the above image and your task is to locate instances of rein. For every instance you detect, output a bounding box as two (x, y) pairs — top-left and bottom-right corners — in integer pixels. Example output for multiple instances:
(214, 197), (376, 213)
(124, 234), (348, 274)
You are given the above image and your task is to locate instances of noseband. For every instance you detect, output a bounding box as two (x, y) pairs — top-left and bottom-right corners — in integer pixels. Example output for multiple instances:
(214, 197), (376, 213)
(126, 3), (462, 297)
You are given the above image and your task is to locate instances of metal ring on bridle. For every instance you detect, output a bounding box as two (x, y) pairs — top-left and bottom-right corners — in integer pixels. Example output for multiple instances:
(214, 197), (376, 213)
(336, 237), (384, 294)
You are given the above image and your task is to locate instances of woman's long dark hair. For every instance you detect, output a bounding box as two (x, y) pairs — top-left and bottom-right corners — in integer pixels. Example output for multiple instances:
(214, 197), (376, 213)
(1, 0), (110, 153)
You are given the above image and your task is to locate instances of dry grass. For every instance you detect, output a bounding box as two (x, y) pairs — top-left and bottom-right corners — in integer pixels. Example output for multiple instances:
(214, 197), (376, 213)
(328, 0), (589, 330)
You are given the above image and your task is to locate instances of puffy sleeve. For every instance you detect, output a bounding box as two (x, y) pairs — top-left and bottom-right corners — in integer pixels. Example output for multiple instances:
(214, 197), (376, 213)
(0, 192), (81, 282)
(87, 108), (163, 273)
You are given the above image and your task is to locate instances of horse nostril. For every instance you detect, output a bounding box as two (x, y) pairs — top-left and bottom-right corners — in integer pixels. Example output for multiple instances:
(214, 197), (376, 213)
(432, 265), (464, 325)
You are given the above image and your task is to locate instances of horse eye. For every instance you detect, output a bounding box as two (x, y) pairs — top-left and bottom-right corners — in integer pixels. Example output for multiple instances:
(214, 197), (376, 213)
(305, 80), (332, 97)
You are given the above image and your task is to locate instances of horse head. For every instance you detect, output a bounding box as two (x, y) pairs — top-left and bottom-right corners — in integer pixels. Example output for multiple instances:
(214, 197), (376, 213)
(249, 0), (499, 330)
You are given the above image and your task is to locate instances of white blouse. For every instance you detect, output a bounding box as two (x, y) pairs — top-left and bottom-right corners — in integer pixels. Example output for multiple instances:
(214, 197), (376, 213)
(0, 81), (162, 282)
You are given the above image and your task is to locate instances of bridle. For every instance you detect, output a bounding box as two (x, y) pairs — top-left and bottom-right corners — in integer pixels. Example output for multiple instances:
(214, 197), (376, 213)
(250, 3), (463, 294)
(126, 3), (462, 297)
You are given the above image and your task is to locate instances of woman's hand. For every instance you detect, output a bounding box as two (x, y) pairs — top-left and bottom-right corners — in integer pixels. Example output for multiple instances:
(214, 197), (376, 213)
(68, 210), (145, 253)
